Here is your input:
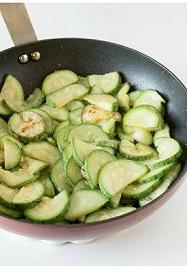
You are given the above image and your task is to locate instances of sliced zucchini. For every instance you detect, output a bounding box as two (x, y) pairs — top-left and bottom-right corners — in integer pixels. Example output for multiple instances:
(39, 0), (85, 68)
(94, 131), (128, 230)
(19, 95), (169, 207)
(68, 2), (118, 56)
(90, 86), (103, 94)
(99, 120), (116, 136)
(139, 163), (181, 206)
(79, 76), (90, 88)
(65, 157), (82, 186)
(110, 193), (121, 209)
(96, 139), (119, 149)
(0, 100), (12, 115)
(72, 138), (101, 166)
(129, 90), (142, 106)
(23, 142), (61, 166)
(67, 123), (108, 143)
(51, 158), (72, 193)
(40, 105), (69, 121)
(117, 82), (131, 110)
(0, 168), (40, 188)
(117, 126), (134, 142)
(0, 203), (23, 219)
(72, 179), (90, 193)
(84, 149), (116, 188)
(0, 150), (4, 164)
(88, 71), (121, 94)
(47, 83), (89, 108)
(1, 75), (24, 112)
(12, 181), (44, 208)
(134, 89), (165, 112)
(138, 162), (175, 184)
(85, 206), (136, 223)
(53, 120), (70, 140)
(8, 111), (46, 142)
(83, 104), (121, 124)
(25, 88), (45, 109)
(123, 105), (163, 131)
(40, 169), (55, 198)
(65, 190), (108, 221)
(66, 100), (84, 111)
(122, 179), (162, 200)
(103, 146), (116, 155)
(20, 156), (48, 174)
(84, 94), (118, 112)
(24, 191), (69, 223)
(150, 138), (182, 169)
(31, 108), (53, 135)
(47, 137), (56, 145)
(63, 143), (72, 162)
(4, 138), (22, 170)
(119, 139), (156, 161)
(132, 128), (153, 145)
(0, 183), (19, 207)
(153, 124), (170, 141)
(0, 134), (23, 148)
(42, 70), (79, 95)
(69, 108), (83, 124)
(56, 125), (73, 152)
(0, 117), (8, 136)
(99, 159), (148, 198)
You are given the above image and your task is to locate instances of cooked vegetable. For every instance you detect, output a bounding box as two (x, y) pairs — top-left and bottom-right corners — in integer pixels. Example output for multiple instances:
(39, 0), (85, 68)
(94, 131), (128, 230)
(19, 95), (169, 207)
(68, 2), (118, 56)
(0, 70), (182, 225)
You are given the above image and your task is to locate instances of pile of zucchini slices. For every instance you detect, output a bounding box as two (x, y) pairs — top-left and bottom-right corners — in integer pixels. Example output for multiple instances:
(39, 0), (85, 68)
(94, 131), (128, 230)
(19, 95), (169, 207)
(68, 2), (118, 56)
(0, 70), (182, 224)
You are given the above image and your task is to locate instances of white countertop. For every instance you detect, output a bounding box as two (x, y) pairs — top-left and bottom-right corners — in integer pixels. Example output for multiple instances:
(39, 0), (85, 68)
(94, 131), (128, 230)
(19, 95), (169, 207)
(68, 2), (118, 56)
(0, 3), (187, 266)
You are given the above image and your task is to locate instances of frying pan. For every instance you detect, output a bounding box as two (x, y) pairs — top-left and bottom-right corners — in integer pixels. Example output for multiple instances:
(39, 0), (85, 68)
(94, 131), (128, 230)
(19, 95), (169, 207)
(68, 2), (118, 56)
(0, 3), (186, 243)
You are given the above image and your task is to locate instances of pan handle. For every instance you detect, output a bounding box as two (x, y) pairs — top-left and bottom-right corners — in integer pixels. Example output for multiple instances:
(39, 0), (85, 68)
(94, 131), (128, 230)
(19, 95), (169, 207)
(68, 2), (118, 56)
(0, 3), (37, 46)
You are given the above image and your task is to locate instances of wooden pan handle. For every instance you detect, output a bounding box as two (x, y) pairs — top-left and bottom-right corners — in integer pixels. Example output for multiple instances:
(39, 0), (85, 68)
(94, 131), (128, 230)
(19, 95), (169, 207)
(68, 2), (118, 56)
(0, 3), (37, 46)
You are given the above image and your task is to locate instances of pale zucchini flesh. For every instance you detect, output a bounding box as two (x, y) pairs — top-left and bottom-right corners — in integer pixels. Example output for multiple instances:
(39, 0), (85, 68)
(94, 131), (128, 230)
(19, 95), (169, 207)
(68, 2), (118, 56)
(65, 156), (82, 186)
(4, 138), (22, 170)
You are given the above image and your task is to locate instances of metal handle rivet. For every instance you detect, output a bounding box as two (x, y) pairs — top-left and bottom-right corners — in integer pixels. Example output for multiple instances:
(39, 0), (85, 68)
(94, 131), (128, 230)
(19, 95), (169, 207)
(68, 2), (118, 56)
(31, 51), (41, 61)
(18, 54), (29, 63)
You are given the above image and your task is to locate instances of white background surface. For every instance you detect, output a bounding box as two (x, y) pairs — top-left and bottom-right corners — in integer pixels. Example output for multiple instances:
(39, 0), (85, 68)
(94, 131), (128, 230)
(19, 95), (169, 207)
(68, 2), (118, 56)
(0, 3), (187, 266)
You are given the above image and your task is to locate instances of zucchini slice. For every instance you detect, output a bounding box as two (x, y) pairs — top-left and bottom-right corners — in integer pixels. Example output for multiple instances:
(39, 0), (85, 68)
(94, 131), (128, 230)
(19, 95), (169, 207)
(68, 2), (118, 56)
(0, 100), (12, 115)
(85, 206), (136, 223)
(138, 162), (176, 184)
(72, 138), (101, 166)
(153, 124), (170, 142)
(24, 191), (69, 223)
(123, 105), (163, 131)
(25, 88), (45, 109)
(139, 163), (181, 206)
(8, 111), (46, 142)
(119, 139), (156, 161)
(69, 108), (83, 124)
(42, 70), (79, 95)
(150, 138), (182, 169)
(65, 157), (82, 186)
(40, 169), (55, 198)
(129, 90), (142, 106)
(67, 123), (108, 143)
(23, 142), (61, 166)
(79, 76), (90, 88)
(12, 181), (44, 208)
(84, 94), (118, 112)
(88, 71), (121, 94)
(31, 108), (53, 135)
(20, 156), (48, 174)
(0, 134), (23, 148)
(46, 83), (89, 107)
(63, 143), (73, 162)
(110, 193), (121, 209)
(134, 89), (165, 112)
(4, 138), (22, 170)
(56, 125), (73, 152)
(40, 105), (69, 121)
(65, 190), (108, 221)
(122, 179), (162, 200)
(51, 158), (72, 193)
(0, 183), (19, 207)
(90, 86), (103, 94)
(66, 100), (85, 111)
(72, 179), (90, 193)
(0, 117), (8, 136)
(99, 159), (148, 198)
(1, 75), (24, 112)
(84, 149), (116, 188)
(0, 168), (40, 188)
(53, 120), (70, 140)
(96, 139), (119, 149)
(132, 128), (153, 145)
(117, 82), (131, 110)
(0, 203), (23, 219)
